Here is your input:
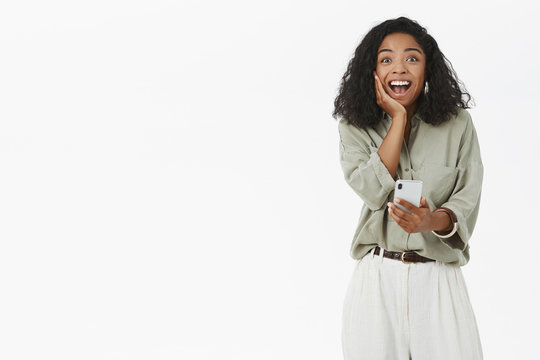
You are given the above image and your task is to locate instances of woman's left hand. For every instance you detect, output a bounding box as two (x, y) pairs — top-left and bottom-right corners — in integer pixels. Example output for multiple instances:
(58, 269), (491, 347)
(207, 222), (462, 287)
(387, 196), (432, 233)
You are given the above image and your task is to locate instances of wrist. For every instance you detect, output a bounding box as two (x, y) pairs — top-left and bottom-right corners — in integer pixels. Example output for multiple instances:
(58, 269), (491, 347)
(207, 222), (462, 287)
(431, 207), (459, 239)
(431, 210), (453, 233)
(390, 112), (407, 123)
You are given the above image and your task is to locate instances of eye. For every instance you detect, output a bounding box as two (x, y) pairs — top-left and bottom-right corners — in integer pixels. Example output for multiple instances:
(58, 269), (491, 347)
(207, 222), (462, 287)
(380, 58), (391, 63)
(406, 56), (418, 62)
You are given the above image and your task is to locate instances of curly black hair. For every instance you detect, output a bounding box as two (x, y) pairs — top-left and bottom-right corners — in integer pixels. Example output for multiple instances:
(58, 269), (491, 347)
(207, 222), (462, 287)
(332, 16), (473, 128)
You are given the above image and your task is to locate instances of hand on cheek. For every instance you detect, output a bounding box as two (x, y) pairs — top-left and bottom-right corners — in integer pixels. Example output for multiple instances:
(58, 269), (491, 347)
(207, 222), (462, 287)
(373, 72), (407, 119)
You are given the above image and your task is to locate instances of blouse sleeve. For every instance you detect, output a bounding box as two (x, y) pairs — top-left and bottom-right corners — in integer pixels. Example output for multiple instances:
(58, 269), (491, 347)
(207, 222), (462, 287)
(438, 111), (484, 251)
(338, 119), (396, 211)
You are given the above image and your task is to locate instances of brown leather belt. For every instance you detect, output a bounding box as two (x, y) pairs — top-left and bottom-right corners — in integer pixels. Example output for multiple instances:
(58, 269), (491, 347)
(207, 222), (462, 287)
(368, 246), (435, 264)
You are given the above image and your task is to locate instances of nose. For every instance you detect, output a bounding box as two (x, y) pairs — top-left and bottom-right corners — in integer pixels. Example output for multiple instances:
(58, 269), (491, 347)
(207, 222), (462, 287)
(392, 61), (407, 74)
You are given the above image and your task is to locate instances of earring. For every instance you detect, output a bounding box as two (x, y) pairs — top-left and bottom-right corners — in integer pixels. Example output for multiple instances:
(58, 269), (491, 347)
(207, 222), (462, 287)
(424, 81), (429, 94)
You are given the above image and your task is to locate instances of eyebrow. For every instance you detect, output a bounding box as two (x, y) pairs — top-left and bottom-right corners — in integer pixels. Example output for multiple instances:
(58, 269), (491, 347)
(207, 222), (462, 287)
(377, 47), (423, 55)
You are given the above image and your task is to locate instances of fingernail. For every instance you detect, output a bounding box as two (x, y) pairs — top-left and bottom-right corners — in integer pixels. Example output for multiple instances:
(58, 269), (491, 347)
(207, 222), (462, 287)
(395, 198), (400, 203)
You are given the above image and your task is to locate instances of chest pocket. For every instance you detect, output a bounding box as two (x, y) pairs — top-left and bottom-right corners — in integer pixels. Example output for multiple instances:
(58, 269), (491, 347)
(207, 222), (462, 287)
(417, 162), (459, 207)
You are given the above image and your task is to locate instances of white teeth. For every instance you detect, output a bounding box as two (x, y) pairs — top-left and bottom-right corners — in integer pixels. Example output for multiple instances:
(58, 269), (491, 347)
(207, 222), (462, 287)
(390, 80), (410, 86)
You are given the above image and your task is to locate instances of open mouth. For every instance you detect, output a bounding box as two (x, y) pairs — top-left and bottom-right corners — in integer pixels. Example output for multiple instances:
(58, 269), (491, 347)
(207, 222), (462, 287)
(388, 80), (412, 96)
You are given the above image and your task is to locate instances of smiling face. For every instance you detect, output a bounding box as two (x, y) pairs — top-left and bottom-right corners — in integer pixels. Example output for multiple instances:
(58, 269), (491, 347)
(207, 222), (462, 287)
(375, 32), (426, 116)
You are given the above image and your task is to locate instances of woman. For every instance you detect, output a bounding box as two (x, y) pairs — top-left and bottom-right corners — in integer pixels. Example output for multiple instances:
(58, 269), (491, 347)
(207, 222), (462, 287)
(332, 17), (484, 360)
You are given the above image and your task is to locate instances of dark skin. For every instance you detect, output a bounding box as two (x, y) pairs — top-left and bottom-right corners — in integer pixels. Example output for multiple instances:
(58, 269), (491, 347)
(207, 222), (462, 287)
(389, 196), (454, 234)
(372, 33), (455, 234)
(372, 33), (424, 182)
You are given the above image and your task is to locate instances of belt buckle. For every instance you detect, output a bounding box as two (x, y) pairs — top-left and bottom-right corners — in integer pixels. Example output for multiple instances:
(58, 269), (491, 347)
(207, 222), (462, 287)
(401, 251), (415, 264)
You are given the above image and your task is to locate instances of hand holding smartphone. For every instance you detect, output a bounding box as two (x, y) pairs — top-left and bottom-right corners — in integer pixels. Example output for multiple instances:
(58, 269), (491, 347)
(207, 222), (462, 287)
(393, 180), (423, 214)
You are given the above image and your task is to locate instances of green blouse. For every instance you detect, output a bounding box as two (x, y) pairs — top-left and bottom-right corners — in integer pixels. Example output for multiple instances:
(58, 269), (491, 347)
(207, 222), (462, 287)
(338, 108), (484, 266)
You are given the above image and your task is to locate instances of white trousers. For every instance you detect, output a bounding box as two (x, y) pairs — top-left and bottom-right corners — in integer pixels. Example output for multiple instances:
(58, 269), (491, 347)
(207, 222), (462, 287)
(342, 247), (483, 360)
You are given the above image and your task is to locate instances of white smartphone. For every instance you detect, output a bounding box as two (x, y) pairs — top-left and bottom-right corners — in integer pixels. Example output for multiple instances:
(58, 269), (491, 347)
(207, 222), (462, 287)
(393, 180), (423, 214)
